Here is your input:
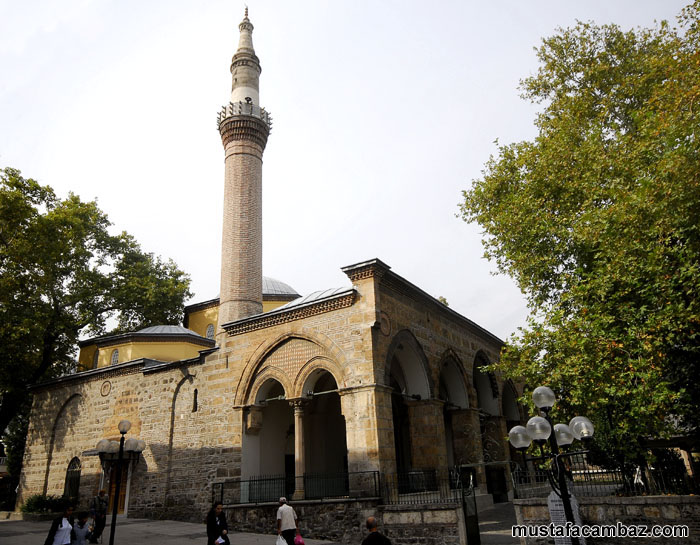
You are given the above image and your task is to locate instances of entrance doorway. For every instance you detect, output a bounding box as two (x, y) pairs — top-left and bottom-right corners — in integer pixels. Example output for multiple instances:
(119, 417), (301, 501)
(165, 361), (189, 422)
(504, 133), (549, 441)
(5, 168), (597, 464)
(107, 463), (128, 514)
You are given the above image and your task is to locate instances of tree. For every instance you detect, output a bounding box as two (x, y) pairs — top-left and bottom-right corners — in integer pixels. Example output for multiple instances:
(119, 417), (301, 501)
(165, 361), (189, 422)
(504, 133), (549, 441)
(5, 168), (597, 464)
(459, 3), (700, 463)
(0, 167), (192, 439)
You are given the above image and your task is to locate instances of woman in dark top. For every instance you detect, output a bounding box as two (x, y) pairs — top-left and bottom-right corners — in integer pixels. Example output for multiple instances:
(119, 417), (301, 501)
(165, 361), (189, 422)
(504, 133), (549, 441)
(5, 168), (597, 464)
(206, 502), (230, 545)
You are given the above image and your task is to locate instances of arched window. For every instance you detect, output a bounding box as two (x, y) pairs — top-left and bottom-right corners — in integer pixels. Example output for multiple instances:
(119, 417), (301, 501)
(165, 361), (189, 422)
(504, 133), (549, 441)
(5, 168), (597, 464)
(111, 349), (119, 365)
(205, 324), (215, 340)
(64, 457), (81, 502)
(92, 349), (99, 369)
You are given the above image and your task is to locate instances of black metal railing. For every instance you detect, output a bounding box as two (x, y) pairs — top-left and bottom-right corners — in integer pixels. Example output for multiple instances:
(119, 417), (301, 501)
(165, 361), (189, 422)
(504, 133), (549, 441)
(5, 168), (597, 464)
(212, 474), (285, 505)
(212, 470), (380, 505)
(383, 469), (462, 505)
(511, 454), (698, 499)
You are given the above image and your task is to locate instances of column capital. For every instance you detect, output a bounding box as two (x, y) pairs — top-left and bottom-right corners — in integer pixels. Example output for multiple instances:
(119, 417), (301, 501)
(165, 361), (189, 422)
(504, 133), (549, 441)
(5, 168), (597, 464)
(289, 398), (309, 413)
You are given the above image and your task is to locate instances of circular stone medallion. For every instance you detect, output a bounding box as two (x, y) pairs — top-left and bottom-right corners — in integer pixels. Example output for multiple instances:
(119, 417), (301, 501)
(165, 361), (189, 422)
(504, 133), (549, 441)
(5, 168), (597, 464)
(379, 311), (391, 336)
(100, 381), (112, 397)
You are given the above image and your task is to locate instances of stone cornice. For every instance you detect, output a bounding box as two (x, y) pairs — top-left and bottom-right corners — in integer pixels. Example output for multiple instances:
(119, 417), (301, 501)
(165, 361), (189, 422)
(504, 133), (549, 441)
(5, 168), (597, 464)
(223, 290), (356, 336)
(341, 258), (391, 282)
(30, 359), (149, 392)
(184, 297), (220, 314)
(30, 353), (208, 392)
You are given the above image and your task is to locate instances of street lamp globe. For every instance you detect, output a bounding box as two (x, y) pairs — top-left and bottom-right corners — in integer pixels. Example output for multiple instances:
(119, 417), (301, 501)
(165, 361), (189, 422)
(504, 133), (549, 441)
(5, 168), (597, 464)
(118, 420), (132, 434)
(554, 423), (574, 446)
(569, 416), (595, 441)
(526, 416), (552, 442)
(532, 386), (556, 411)
(96, 439), (111, 453)
(508, 425), (532, 449)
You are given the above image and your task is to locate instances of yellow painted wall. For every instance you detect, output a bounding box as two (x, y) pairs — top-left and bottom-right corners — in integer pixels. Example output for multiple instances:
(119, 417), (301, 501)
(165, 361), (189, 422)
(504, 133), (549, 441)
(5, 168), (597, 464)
(78, 340), (206, 370)
(263, 300), (290, 312)
(78, 345), (98, 372)
(186, 306), (219, 338)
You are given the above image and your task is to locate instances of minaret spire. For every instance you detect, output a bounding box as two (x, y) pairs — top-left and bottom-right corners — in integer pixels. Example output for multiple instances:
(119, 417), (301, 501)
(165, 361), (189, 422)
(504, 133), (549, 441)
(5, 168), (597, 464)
(230, 7), (260, 104)
(216, 10), (272, 333)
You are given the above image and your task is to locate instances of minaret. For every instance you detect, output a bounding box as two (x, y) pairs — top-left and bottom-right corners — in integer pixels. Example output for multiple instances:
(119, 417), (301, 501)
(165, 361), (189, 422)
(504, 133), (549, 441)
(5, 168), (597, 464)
(217, 8), (271, 331)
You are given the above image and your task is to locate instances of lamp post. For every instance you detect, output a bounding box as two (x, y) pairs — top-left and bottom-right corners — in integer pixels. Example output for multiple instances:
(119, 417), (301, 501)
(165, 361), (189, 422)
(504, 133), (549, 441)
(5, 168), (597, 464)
(96, 420), (145, 545)
(508, 386), (594, 545)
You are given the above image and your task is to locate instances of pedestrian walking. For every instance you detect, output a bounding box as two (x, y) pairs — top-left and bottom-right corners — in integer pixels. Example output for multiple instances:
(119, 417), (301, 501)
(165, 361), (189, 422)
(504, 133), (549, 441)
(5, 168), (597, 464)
(276, 497), (299, 545)
(88, 490), (108, 544)
(71, 512), (93, 545)
(206, 502), (230, 545)
(44, 505), (75, 545)
(361, 516), (391, 545)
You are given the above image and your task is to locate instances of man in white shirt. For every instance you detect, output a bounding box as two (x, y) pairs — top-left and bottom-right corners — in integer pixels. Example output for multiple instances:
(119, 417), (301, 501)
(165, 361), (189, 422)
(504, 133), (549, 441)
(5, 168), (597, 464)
(276, 497), (299, 545)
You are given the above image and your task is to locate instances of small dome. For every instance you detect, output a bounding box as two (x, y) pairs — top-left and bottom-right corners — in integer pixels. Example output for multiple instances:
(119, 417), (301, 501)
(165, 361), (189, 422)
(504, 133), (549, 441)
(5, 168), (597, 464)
(137, 325), (201, 336)
(263, 276), (299, 297)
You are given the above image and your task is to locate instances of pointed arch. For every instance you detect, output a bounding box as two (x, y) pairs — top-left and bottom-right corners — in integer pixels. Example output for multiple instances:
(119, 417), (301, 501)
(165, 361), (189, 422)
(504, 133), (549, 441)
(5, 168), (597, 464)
(384, 329), (431, 399)
(437, 349), (469, 409)
(473, 351), (500, 416)
(248, 367), (293, 405)
(502, 380), (523, 423)
(294, 356), (345, 399)
(43, 393), (83, 495)
(236, 330), (345, 406)
(64, 457), (81, 502)
(164, 371), (196, 501)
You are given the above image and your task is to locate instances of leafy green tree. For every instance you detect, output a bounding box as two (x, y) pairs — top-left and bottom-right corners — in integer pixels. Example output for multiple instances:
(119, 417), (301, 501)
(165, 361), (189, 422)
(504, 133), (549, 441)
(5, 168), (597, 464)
(459, 3), (700, 463)
(0, 167), (192, 439)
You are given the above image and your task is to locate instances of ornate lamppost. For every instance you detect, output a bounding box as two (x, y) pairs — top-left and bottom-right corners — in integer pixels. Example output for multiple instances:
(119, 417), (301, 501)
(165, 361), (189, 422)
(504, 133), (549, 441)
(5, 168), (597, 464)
(96, 420), (145, 545)
(508, 386), (594, 545)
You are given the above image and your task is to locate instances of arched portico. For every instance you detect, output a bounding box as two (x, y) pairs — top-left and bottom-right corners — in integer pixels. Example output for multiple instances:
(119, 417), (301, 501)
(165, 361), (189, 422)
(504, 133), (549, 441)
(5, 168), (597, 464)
(385, 330), (444, 473)
(302, 369), (348, 497)
(438, 354), (470, 467)
(242, 377), (294, 500)
(241, 337), (351, 500)
(473, 353), (509, 503)
(503, 380), (525, 477)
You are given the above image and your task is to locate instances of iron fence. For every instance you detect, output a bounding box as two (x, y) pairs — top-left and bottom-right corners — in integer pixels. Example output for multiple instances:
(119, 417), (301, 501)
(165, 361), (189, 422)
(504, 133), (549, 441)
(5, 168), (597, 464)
(212, 471), (380, 505)
(303, 471), (380, 500)
(511, 454), (698, 499)
(382, 469), (463, 505)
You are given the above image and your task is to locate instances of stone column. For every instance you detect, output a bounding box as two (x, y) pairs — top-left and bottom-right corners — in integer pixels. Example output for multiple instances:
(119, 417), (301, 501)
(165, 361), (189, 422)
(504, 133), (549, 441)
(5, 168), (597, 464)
(339, 386), (387, 498)
(292, 400), (306, 500)
(406, 399), (448, 470)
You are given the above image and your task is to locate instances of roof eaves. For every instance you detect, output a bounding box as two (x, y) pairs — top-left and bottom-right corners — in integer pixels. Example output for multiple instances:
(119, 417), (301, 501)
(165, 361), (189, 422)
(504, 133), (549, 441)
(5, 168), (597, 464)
(221, 287), (356, 335)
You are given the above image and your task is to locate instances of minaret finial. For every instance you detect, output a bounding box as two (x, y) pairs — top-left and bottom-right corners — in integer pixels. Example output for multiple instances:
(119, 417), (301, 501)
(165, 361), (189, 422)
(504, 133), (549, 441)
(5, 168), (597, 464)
(244, 6), (248, 18)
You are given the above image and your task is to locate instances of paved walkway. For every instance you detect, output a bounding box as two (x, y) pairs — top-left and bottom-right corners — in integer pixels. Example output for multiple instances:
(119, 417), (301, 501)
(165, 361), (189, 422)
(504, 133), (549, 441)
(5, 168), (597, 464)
(0, 515), (338, 545)
(477, 502), (520, 544)
(0, 504), (521, 545)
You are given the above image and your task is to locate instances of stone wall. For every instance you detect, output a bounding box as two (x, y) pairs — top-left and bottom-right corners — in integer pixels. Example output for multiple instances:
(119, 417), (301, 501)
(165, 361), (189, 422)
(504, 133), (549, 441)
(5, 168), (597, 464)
(514, 495), (700, 544)
(381, 503), (465, 545)
(224, 499), (465, 545)
(19, 260), (516, 524)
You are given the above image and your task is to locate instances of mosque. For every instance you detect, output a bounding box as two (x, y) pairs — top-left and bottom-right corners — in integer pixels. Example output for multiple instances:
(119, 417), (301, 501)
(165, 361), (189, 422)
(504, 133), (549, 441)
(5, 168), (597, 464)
(18, 10), (523, 539)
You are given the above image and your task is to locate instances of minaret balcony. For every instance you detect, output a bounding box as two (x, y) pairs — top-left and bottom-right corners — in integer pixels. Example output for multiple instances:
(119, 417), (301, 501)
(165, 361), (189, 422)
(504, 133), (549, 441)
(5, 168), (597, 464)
(217, 101), (272, 130)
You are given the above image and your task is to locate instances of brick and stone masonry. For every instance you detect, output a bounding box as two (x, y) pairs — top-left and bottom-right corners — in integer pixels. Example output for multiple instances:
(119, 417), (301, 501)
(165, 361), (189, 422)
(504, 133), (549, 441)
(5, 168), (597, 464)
(218, 9), (269, 329)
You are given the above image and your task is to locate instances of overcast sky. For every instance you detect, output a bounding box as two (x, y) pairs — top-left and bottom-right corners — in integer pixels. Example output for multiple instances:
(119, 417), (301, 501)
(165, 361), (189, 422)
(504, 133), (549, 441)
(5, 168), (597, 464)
(0, 0), (690, 340)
